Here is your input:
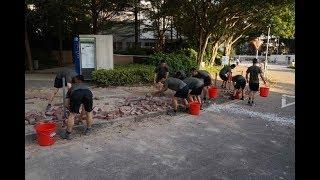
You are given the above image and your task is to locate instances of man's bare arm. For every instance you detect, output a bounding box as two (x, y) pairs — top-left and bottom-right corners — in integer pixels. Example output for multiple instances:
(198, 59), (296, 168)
(260, 74), (267, 85)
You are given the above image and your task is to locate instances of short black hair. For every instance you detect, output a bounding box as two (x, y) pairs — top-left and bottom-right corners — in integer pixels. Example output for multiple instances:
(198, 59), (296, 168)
(190, 67), (197, 72)
(75, 75), (84, 82)
(174, 71), (182, 78)
(230, 64), (236, 68)
(253, 58), (258, 64)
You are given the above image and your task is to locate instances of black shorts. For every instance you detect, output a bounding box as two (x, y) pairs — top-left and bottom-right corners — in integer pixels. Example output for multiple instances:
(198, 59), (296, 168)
(174, 85), (189, 99)
(190, 86), (204, 96)
(54, 76), (68, 88)
(234, 81), (246, 90)
(219, 74), (228, 81)
(203, 77), (212, 86)
(249, 82), (259, 91)
(69, 89), (93, 114)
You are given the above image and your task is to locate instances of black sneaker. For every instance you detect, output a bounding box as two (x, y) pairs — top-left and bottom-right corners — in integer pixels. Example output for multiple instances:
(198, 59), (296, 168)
(240, 97), (244, 100)
(84, 128), (92, 135)
(45, 104), (52, 111)
(61, 131), (72, 140)
(200, 104), (204, 110)
(247, 101), (251, 105)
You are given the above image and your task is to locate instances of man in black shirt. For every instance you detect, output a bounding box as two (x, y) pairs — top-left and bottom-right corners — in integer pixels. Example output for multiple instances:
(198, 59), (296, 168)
(61, 75), (93, 140)
(153, 77), (191, 116)
(219, 64), (236, 89)
(246, 58), (267, 105)
(47, 67), (77, 110)
(190, 68), (213, 101)
(154, 60), (169, 90)
(231, 75), (246, 100)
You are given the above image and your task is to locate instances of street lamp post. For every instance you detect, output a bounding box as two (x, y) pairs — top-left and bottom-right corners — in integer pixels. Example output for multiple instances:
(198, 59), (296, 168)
(264, 25), (271, 80)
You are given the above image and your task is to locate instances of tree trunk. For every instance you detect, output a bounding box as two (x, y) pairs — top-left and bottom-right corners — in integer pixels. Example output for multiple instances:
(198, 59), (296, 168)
(170, 18), (173, 42)
(25, 27), (33, 72)
(161, 16), (166, 47)
(197, 34), (210, 67)
(91, 0), (98, 34)
(209, 42), (220, 66)
(134, 2), (139, 49)
(58, 22), (63, 66)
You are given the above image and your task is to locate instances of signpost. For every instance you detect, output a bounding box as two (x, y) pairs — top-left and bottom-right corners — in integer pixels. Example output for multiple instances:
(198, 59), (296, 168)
(264, 26), (271, 79)
(79, 37), (96, 80)
(72, 36), (80, 75)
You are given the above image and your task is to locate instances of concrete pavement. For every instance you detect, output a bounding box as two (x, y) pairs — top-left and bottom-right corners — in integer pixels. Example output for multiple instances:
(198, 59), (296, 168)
(25, 64), (295, 179)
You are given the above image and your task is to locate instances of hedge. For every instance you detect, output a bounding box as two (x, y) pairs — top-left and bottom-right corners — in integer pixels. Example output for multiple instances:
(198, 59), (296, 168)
(92, 64), (154, 86)
(147, 51), (197, 76)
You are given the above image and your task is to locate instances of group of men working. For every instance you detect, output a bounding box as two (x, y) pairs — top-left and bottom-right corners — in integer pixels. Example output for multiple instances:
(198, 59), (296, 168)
(152, 60), (214, 116)
(45, 58), (266, 140)
(219, 58), (267, 104)
(153, 58), (267, 116)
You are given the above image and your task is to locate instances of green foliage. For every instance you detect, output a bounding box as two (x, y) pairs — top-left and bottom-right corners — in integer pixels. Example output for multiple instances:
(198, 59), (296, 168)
(92, 64), (154, 86)
(147, 52), (197, 75)
(202, 65), (223, 74)
(176, 48), (198, 60)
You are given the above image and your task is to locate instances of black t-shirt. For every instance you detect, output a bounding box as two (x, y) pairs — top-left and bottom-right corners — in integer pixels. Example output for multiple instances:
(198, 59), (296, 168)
(193, 70), (210, 79)
(56, 68), (77, 83)
(219, 66), (231, 76)
(154, 66), (169, 78)
(232, 75), (246, 84)
(246, 65), (262, 83)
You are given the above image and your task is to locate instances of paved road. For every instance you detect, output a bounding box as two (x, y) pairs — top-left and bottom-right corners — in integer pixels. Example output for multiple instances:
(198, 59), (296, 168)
(25, 65), (295, 180)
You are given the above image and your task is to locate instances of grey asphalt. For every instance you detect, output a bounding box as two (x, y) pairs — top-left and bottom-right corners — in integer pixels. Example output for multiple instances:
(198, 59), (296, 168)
(25, 65), (295, 180)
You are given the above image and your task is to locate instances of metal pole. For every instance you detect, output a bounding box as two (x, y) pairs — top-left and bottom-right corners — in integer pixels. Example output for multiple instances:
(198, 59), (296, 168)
(62, 77), (67, 118)
(264, 26), (271, 79)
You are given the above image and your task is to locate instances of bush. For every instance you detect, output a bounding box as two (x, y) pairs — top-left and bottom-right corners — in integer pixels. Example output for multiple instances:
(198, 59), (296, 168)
(147, 52), (197, 76)
(92, 64), (155, 86)
(203, 65), (223, 74)
(214, 57), (222, 65)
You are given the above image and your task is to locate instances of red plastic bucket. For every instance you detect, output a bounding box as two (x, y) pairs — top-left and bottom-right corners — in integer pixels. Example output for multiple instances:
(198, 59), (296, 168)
(34, 122), (57, 146)
(260, 87), (270, 97)
(208, 86), (218, 99)
(189, 102), (201, 115)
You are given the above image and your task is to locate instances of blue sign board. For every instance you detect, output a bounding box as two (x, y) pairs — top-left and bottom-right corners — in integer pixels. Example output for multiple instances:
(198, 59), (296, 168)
(72, 36), (80, 75)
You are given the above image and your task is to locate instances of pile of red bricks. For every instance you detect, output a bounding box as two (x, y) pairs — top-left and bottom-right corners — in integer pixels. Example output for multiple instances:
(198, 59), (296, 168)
(25, 96), (172, 124)
(93, 96), (171, 120)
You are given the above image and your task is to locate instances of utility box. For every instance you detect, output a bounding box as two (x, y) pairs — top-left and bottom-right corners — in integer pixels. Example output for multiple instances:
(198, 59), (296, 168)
(73, 35), (113, 80)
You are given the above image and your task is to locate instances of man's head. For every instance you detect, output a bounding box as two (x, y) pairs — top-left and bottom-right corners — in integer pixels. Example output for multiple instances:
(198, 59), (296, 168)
(160, 60), (166, 68)
(72, 75), (84, 83)
(252, 58), (258, 64)
(230, 64), (236, 69)
(190, 67), (198, 76)
(174, 70), (186, 80)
